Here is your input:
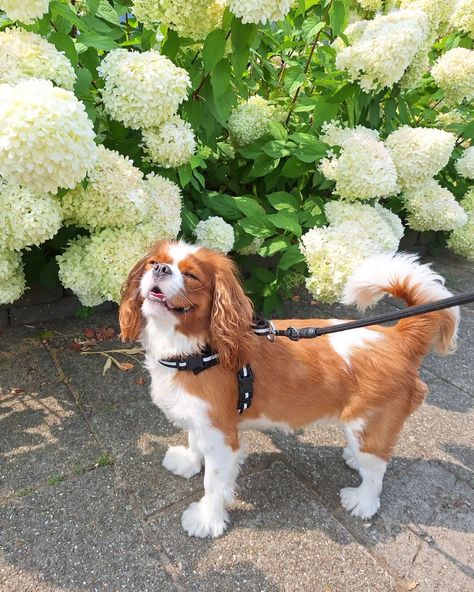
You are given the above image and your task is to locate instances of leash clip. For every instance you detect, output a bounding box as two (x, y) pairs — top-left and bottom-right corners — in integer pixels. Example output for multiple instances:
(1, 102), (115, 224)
(266, 320), (276, 342)
(285, 327), (300, 341)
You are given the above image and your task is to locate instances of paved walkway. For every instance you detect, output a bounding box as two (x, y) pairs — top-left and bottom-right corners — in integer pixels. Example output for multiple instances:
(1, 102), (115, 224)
(0, 254), (472, 592)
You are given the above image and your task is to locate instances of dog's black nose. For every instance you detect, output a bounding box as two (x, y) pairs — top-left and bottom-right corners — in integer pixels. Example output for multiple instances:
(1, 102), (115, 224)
(152, 263), (172, 276)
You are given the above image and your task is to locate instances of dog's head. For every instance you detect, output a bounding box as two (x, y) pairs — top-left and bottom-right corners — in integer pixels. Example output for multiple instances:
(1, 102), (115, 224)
(119, 240), (254, 369)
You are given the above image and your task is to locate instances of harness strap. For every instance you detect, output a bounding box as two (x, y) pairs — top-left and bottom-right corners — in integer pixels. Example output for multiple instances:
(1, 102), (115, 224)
(252, 290), (474, 341)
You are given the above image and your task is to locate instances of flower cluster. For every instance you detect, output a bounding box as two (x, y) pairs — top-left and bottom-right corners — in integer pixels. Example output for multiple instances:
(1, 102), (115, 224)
(228, 0), (292, 24)
(227, 96), (276, 146)
(0, 79), (97, 194)
(301, 202), (403, 303)
(320, 124), (398, 200)
(354, 0), (383, 10)
(194, 217), (235, 254)
(447, 189), (474, 259)
(0, 249), (25, 304)
(436, 110), (466, 129)
(0, 0), (49, 24)
(0, 28), (76, 90)
(0, 180), (62, 251)
(385, 126), (455, 190)
(61, 146), (149, 231)
(335, 9), (429, 92)
(98, 50), (190, 130)
(238, 237), (265, 255)
(142, 116), (196, 168)
(451, 0), (474, 38)
(404, 179), (468, 231)
(455, 147), (474, 179)
(57, 224), (159, 306)
(132, 0), (226, 40)
(145, 173), (182, 239)
(431, 48), (474, 105)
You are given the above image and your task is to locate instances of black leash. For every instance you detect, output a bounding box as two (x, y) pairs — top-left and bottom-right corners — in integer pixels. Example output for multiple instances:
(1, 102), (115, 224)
(252, 290), (474, 342)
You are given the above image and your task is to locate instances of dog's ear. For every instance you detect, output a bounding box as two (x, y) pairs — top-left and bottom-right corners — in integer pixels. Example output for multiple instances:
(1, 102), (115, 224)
(119, 256), (147, 342)
(210, 257), (253, 371)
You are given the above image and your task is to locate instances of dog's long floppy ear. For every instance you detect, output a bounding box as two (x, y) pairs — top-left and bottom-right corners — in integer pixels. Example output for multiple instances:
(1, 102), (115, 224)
(119, 256), (147, 342)
(210, 257), (254, 371)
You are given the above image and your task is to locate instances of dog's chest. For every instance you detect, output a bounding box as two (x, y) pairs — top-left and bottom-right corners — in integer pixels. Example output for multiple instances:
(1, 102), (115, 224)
(148, 362), (208, 429)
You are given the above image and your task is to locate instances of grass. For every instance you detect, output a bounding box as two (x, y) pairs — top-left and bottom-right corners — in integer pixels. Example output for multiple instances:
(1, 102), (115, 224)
(96, 452), (115, 467)
(46, 474), (65, 486)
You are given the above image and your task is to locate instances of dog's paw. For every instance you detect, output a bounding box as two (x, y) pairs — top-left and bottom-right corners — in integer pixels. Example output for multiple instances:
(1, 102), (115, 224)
(342, 446), (360, 471)
(181, 499), (229, 538)
(162, 445), (202, 478)
(340, 486), (380, 520)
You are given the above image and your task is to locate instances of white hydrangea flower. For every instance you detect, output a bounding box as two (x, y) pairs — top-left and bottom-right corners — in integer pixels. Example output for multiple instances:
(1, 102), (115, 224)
(0, 79), (97, 194)
(301, 221), (385, 304)
(0, 28), (76, 90)
(320, 121), (379, 147)
(98, 49), (190, 130)
(142, 116), (196, 168)
(319, 126), (399, 200)
(385, 126), (455, 190)
(228, 96), (275, 146)
(62, 146), (148, 231)
(451, 0), (474, 38)
(132, 0), (226, 40)
(228, 0), (292, 24)
(436, 110), (466, 129)
(447, 189), (474, 259)
(324, 201), (404, 252)
(0, 249), (25, 304)
(0, 180), (62, 251)
(354, 0), (383, 10)
(404, 179), (468, 231)
(57, 225), (160, 306)
(431, 48), (474, 105)
(335, 9), (429, 92)
(0, 0), (49, 23)
(194, 216), (234, 254)
(455, 147), (474, 179)
(145, 172), (182, 239)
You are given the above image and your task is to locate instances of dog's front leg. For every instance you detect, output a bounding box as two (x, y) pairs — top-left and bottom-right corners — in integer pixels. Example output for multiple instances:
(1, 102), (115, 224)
(162, 428), (203, 478)
(181, 426), (242, 538)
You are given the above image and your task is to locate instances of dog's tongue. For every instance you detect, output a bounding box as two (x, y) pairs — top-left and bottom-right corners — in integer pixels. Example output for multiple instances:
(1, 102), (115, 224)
(150, 290), (175, 309)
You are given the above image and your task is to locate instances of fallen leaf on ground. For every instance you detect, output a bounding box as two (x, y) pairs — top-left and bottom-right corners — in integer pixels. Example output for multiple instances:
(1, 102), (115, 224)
(136, 376), (145, 385)
(65, 342), (82, 351)
(83, 327), (95, 339)
(117, 361), (134, 371)
(406, 581), (419, 591)
(102, 357), (112, 375)
(95, 326), (115, 342)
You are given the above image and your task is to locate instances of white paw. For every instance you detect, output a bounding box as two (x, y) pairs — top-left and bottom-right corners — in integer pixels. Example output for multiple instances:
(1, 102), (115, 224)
(181, 499), (229, 538)
(340, 486), (380, 520)
(342, 446), (360, 471)
(162, 445), (202, 478)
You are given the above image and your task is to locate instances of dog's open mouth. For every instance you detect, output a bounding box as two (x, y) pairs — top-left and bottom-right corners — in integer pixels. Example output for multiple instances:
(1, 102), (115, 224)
(148, 286), (192, 314)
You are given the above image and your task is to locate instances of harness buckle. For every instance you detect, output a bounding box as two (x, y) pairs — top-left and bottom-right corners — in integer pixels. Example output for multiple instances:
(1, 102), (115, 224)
(184, 356), (204, 372)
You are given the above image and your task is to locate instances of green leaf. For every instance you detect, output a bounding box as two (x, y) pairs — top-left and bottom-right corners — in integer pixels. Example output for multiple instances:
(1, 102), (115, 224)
(267, 213), (302, 237)
(233, 195), (265, 216)
(50, 1), (85, 30)
(268, 121), (288, 141)
(210, 58), (231, 99)
(96, 0), (120, 25)
(49, 32), (78, 66)
(312, 97), (340, 127)
(329, 0), (348, 37)
(279, 244), (305, 270)
(247, 155), (279, 178)
(161, 30), (180, 59)
(74, 68), (92, 97)
(201, 192), (241, 220)
(231, 19), (256, 78)
(177, 165), (193, 188)
(281, 156), (312, 178)
(86, 0), (100, 14)
(267, 191), (299, 212)
(283, 66), (305, 95)
(258, 236), (291, 257)
(253, 267), (275, 283)
(202, 29), (227, 73)
(181, 208), (199, 233)
(238, 216), (275, 238)
(77, 31), (120, 50)
(292, 140), (327, 163)
(261, 140), (291, 158)
(302, 17), (325, 43)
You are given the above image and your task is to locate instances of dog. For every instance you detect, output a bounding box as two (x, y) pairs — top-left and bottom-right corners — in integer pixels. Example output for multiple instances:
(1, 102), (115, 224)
(119, 239), (459, 538)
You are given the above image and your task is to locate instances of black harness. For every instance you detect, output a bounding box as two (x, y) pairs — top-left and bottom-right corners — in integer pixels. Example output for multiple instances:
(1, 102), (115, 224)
(159, 349), (254, 414)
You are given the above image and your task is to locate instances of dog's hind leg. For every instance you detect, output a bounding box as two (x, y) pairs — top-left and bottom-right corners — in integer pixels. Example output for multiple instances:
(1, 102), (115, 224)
(162, 428), (203, 478)
(181, 426), (243, 538)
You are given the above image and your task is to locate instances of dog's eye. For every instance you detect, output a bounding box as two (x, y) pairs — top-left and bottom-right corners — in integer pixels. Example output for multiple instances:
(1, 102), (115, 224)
(183, 271), (199, 281)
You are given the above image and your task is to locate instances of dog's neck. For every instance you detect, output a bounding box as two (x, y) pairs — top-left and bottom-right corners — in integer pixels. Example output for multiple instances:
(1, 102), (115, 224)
(141, 316), (206, 361)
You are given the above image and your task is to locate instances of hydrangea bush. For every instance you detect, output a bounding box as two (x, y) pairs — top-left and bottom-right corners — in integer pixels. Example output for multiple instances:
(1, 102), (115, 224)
(0, 0), (472, 311)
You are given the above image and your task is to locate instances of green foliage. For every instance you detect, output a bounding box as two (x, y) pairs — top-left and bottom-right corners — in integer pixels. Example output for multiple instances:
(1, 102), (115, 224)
(3, 0), (472, 313)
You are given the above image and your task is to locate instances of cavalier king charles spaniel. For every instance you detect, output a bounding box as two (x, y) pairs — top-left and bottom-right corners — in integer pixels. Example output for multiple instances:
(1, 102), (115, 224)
(119, 240), (459, 538)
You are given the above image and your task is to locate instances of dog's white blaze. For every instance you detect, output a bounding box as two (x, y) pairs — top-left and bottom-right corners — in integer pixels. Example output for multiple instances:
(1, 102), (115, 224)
(328, 324), (383, 366)
(168, 241), (200, 265)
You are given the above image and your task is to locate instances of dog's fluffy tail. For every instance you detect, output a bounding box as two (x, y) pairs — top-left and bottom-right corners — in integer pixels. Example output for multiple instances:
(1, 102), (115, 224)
(342, 252), (460, 358)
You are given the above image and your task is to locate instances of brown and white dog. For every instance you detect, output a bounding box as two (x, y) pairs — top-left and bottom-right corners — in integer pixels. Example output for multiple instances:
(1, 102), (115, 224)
(119, 240), (459, 538)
